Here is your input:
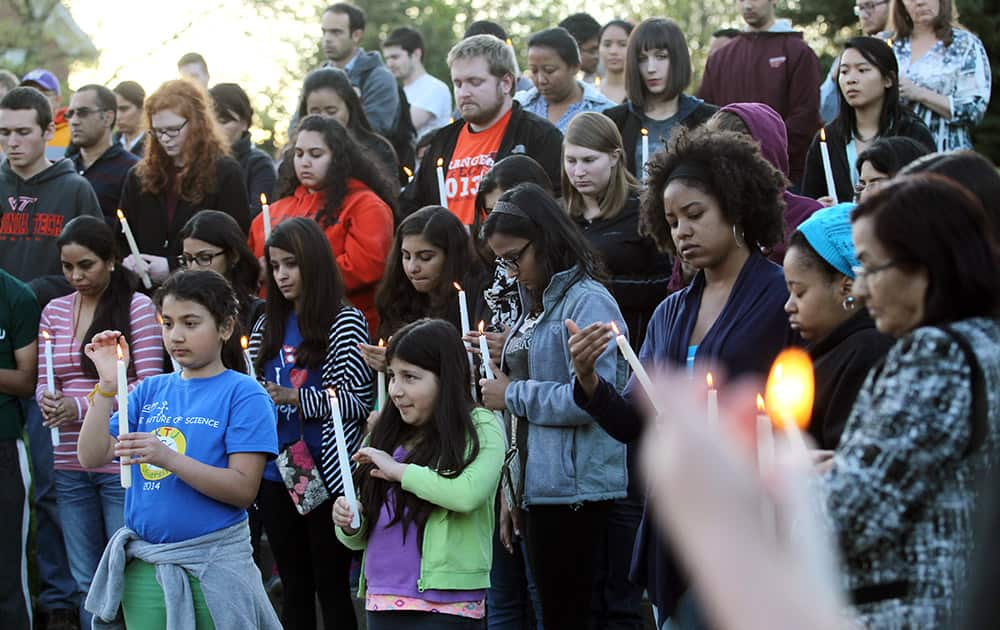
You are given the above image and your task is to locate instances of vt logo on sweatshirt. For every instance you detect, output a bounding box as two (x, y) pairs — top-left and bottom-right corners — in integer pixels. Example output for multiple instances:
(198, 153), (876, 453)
(1, 195), (65, 239)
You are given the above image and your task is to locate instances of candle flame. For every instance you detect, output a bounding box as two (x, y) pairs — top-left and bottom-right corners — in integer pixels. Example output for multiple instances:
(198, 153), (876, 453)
(640, 128), (649, 137)
(260, 193), (268, 205)
(453, 281), (463, 292)
(506, 38), (513, 46)
(116, 209), (125, 221)
(610, 321), (621, 336)
(240, 336), (249, 350)
(437, 157), (444, 167)
(765, 348), (814, 430)
(706, 372), (714, 389)
(41, 330), (51, 341)
(402, 166), (413, 178)
(757, 393), (766, 412)
(887, 38), (893, 47)
(594, 75), (601, 87)
(449, 117), (455, 124)
(820, 127), (827, 142)
(478, 320), (485, 334)
(378, 337), (385, 348)
(157, 314), (163, 325)
(116, 343), (124, 360)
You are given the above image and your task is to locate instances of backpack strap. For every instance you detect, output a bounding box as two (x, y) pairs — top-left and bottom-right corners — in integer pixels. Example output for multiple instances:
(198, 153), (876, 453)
(937, 325), (988, 458)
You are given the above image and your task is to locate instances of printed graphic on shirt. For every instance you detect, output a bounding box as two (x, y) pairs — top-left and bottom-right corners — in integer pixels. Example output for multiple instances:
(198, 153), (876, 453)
(0, 196), (65, 240)
(141, 426), (187, 481)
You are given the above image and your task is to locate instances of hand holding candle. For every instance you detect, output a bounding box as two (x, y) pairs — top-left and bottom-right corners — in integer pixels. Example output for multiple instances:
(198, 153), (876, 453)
(611, 322), (662, 414)
(116, 209), (152, 289)
(260, 193), (272, 241)
(477, 321), (495, 379)
(41, 331), (60, 446)
(116, 341), (132, 488)
(327, 389), (360, 529)
(818, 128), (839, 204)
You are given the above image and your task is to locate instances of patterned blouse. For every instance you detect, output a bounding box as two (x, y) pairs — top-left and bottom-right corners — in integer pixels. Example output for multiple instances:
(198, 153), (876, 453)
(824, 318), (1000, 628)
(892, 29), (991, 151)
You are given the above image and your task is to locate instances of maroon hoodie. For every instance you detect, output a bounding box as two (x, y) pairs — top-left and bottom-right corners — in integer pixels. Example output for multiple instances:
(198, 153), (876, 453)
(698, 29), (821, 184)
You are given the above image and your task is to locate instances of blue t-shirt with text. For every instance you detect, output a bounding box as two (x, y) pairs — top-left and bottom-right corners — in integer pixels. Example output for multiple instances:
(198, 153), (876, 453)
(110, 370), (278, 543)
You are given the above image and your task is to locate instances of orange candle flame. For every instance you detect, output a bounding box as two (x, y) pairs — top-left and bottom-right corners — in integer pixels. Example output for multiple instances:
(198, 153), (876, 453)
(436, 157), (444, 167)
(820, 127), (827, 142)
(116, 343), (124, 360)
(764, 348), (814, 430)
(610, 321), (621, 336)
(478, 320), (485, 334)
(259, 193), (268, 205)
(378, 337), (385, 348)
(453, 281), (463, 292)
(757, 393), (766, 413)
(41, 330), (51, 341)
(402, 166), (413, 178)
(706, 372), (715, 389)
(240, 336), (249, 350)
(116, 209), (126, 221)
(640, 128), (649, 137)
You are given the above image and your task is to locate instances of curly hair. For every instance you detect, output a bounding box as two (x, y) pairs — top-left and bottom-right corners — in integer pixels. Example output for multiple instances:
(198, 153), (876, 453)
(640, 126), (786, 255)
(136, 80), (230, 203)
(275, 115), (398, 227)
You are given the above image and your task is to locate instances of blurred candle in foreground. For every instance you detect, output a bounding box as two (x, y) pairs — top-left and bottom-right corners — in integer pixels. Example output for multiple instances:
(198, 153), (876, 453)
(764, 348), (814, 457)
(706, 372), (718, 427)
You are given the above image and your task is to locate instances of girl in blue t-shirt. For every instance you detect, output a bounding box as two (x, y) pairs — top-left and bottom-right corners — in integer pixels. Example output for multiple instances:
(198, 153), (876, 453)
(333, 318), (504, 629)
(248, 217), (372, 630)
(77, 269), (279, 629)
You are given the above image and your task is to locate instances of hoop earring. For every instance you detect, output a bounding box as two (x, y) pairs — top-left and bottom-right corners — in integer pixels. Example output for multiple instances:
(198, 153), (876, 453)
(842, 295), (857, 311)
(732, 224), (745, 248)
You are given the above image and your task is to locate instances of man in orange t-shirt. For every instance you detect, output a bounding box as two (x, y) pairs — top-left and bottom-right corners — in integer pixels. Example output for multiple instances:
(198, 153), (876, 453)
(399, 35), (563, 224)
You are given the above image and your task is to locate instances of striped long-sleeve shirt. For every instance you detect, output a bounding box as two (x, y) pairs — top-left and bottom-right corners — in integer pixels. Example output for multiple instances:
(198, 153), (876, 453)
(248, 305), (374, 495)
(36, 291), (163, 472)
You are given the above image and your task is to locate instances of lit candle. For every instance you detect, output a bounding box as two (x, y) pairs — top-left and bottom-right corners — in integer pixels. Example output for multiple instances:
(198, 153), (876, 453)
(454, 282), (476, 400)
(376, 338), (387, 411)
(116, 209), (152, 289)
(116, 342), (131, 488)
(818, 128), (839, 204)
(402, 166), (414, 185)
(260, 193), (272, 242)
(41, 331), (60, 447)
(611, 322), (661, 414)
(436, 158), (448, 209)
(764, 348), (815, 458)
(240, 336), (253, 376)
(706, 372), (718, 427)
(477, 321), (495, 380)
(594, 75), (602, 87)
(327, 389), (360, 529)
(640, 128), (649, 179)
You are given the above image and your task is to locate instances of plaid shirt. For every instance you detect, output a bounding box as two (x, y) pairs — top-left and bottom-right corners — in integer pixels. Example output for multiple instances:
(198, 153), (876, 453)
(71, 143), (139, 223)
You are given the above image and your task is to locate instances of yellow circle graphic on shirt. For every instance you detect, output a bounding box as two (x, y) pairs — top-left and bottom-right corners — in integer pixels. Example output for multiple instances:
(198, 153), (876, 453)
(140, 426), (187, 481)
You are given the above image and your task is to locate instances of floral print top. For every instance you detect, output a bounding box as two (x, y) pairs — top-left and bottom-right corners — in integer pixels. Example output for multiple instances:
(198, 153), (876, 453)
(892, 29), (991, 151)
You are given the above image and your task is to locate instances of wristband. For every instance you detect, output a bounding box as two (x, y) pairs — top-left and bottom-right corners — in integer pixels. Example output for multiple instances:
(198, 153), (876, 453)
(85, 383), (117, 405)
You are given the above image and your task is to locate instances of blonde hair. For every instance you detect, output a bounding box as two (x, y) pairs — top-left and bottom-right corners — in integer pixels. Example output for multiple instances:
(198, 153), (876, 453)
(561, 112), (639, 221)
(447, 35), (517, 95)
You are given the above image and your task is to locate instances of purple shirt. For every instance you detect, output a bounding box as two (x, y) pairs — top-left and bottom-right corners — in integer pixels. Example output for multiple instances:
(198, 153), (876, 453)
(364, 447), (485, 603)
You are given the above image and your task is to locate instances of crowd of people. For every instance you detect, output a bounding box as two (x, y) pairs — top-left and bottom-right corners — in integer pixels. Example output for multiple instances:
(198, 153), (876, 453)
(0, 1), (997, 629)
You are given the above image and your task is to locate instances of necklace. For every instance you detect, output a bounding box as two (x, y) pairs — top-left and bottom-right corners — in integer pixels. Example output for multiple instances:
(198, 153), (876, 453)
(853, 130), (879, 143)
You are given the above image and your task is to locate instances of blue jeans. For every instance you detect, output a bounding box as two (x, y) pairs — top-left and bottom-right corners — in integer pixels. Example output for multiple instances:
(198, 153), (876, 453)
(21, 397), (77, 611)
(54, 469), (126, 628)
(487, 524), (543, 630)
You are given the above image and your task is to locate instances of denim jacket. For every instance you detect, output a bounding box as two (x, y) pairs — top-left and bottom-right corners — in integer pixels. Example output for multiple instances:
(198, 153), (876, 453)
(502, 267), (629, 506)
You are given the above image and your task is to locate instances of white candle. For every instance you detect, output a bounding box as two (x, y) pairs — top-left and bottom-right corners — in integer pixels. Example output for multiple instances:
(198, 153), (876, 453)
(610, 322), (661, 414)
(376, 338), (387, 411)
(436, 158), (448, 209)
(116, 209), (152, 289)
(756, 394), (776, 538)
(41, 331), (60, 446)
(260, 193), (272, 242)
(116, 343), (132, 488)
(402, 166), (414, 185)
(454, 282), (476, 400)
(327, 389), (360, 529)
(640, 128), (649, 180)
(706, 372), (718, 427)
(477, 321), (495, 380)
(819, 128), (839, 204)
(240, 336), (253, 376)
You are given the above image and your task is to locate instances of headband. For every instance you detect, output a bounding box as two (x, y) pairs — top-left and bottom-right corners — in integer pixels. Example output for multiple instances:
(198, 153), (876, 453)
(666, 161), (712, 187)
(491, 200), (532, 220)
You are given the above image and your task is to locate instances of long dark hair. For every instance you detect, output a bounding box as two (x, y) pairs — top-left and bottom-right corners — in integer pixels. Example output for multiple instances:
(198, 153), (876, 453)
(481, 183), (605, 306)
(357, 318), (480, 545)
(178, 210), (260, 329)
(375, 206), (483, 339)
(153, 270), (244, 372)
(275, 115), (398, 227)
(257, 218), (346, 372)
(834, 37), (905, 143)
(57, 216), (138, 379)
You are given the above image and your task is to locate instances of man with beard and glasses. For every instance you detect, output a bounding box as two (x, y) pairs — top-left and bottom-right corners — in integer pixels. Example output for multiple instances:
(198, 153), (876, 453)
(399, 34), (563, 225)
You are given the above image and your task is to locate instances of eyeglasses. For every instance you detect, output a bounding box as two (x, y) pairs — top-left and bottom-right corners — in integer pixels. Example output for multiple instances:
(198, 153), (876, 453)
(494, 241), (533, 274)
(851, 259), (898, 280)
(65, 107), (111, 120)
(177, 250), (226, 268)
(852, 177), (889, 201)
(854, 0), (888, 15)
(151, 120), (189, 139)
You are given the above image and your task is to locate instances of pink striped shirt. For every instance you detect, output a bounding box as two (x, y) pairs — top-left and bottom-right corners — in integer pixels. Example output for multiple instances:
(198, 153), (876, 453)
(36, 292), (164, 472)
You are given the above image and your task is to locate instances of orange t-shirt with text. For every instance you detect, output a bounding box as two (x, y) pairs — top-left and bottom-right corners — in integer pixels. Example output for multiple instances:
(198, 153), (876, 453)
(443, 109), (512, 225)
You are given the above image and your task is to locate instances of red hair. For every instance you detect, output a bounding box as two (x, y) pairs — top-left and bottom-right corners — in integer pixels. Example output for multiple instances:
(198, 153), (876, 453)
(136, 79), (230, 203)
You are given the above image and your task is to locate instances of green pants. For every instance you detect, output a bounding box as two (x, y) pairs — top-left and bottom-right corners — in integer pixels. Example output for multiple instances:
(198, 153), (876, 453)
(122, 559), (216, 629)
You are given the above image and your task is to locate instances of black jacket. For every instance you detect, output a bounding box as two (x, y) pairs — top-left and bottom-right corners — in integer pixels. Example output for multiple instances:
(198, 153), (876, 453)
(119, 156), (250, 270)
(399, 101), (563, 217)
(231, 132), (277, 218)
(809, 308), (894, 450)
(603, 97), (717, 176)
(575, 193), (671, 352)
(112, 131), (145, 157)
(800, 114), (935, 202)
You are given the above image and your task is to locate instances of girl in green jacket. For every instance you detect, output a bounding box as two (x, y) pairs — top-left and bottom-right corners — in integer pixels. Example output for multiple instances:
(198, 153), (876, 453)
(334, 318), (504, 629)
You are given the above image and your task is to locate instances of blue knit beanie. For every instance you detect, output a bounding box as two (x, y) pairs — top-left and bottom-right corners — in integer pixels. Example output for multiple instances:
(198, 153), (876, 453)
(796, 203), (859, 278)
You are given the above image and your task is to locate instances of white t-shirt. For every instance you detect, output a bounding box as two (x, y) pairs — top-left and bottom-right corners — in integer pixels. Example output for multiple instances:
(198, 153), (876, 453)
(404, 72), (453, 138)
